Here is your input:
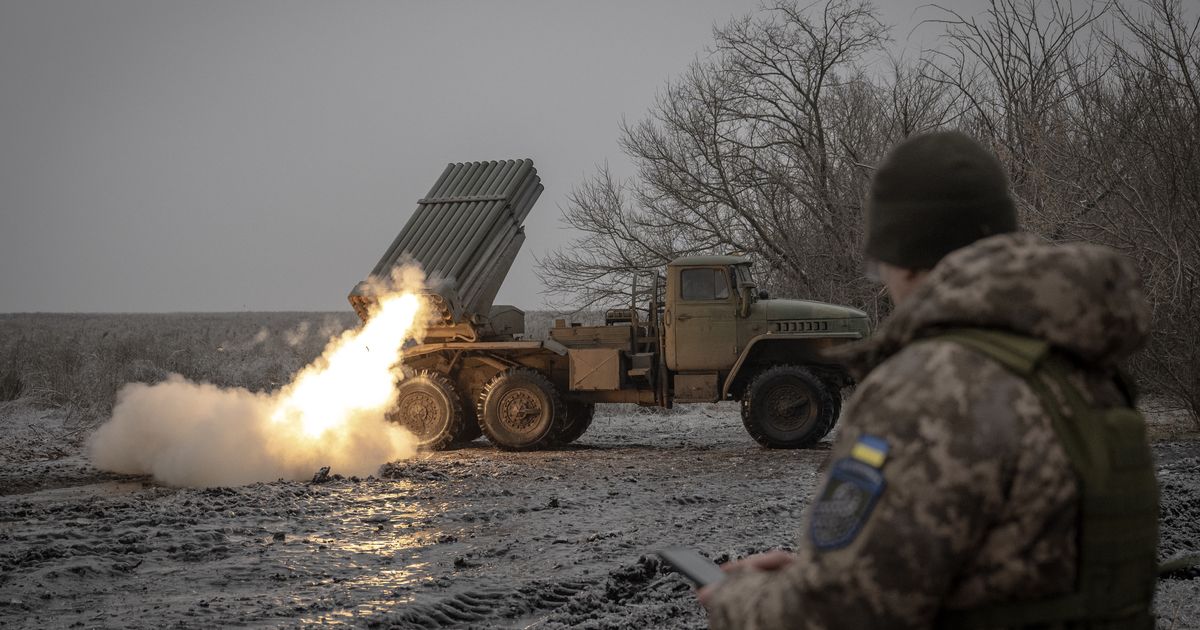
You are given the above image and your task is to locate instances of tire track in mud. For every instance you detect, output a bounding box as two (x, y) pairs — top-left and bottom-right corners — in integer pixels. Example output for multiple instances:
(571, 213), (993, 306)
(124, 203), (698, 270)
(373, 581), (591, 627)
(0, 412), (1196, 629)
(362, 557), (707, 630)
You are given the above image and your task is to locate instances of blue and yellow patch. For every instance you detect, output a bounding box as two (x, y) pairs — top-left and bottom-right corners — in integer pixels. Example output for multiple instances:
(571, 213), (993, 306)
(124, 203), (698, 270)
(809, 435), (889, 551)
(850, 434), (889, 468)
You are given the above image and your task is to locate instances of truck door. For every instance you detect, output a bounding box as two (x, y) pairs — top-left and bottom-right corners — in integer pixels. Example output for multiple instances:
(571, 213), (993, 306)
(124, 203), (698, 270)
(665, 266), (738, 371)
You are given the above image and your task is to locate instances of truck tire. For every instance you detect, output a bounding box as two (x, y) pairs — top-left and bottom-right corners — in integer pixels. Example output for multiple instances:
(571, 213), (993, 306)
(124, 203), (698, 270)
(551, 402), (595, 446)
(824, 381), (844, 422)
(387, 370), (467, 451)
(741, 365), (837, 449)
(818, 371), (851, 421)
(456, 400), (483, 443)
(478, 368), (563, 451)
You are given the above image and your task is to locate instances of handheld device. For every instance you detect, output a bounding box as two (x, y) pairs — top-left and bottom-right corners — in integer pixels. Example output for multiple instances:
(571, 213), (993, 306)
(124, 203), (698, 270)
(656, 547), (726, 587)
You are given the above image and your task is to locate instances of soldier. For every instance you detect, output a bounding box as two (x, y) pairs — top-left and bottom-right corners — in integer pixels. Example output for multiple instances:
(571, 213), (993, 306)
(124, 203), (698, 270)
(698, 131), (1160, 628)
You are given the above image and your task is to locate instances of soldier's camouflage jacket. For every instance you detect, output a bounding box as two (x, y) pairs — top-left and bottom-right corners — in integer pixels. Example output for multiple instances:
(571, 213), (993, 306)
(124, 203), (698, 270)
(705, 233), (1151, 630)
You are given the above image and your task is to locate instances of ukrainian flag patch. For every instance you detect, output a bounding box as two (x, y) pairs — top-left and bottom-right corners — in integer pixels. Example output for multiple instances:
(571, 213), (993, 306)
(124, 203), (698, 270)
(809, 435), (891, 550)
(850, 434), (889, 468)
(810, 457), (885, 550)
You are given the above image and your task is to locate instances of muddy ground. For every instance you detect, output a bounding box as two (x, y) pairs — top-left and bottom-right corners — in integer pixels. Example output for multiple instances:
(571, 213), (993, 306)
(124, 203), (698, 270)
(2, 406), (1198, 629)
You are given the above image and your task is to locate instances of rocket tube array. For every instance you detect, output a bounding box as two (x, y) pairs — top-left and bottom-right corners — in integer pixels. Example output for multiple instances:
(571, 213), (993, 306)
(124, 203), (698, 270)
(352, 159), (542, 323)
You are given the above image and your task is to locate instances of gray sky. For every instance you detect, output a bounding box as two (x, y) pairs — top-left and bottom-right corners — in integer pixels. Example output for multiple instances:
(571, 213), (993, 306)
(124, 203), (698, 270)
(0, 0), (960, 313)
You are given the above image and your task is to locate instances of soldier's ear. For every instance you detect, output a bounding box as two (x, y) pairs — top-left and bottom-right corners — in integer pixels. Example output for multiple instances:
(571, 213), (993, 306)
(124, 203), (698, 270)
(878, 263), (929, 305)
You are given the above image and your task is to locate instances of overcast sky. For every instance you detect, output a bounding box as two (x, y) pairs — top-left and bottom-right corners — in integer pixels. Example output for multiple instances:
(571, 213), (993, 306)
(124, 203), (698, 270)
(1, 0), (971, 313)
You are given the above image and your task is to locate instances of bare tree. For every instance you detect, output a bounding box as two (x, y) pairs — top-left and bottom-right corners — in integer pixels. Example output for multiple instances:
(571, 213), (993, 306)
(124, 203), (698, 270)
(923, 0), (1108, 236)
(540, 0), (1200, 423)
(923, 0), (1199, 423)
(536, 166), (693, 310)
(539, 0), (930, 318)
(1077, 0), (1200, 422)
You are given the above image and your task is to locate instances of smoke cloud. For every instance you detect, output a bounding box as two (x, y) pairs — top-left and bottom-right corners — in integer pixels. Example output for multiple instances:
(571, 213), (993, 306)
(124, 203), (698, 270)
(89, 376), (415, 487)
(283, 320), (311, 347)
(89, 266), (428, 487)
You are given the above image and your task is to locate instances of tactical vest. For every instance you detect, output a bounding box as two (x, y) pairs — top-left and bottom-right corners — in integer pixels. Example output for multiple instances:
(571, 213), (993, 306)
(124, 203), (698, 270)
(930, 328), (1159, 630)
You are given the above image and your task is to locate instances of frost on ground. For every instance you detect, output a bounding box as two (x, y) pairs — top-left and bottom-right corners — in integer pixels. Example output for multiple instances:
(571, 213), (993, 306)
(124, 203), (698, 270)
(1, 405), (1198, 629)
(0, 313), (1197, 628)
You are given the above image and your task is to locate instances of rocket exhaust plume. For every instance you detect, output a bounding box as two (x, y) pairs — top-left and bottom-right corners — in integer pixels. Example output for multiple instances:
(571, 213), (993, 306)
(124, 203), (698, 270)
(88, 267), (428, 487)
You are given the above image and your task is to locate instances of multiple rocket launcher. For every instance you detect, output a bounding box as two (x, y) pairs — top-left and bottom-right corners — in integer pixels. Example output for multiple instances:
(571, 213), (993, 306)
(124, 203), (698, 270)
(348, 159), (543, 328)
(345, 159), (866, 451)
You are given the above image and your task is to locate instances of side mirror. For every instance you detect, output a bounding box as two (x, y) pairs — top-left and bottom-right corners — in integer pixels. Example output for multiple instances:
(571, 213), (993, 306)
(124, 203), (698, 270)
(758, 290), (770, 300)
(738, 286), (753, 318)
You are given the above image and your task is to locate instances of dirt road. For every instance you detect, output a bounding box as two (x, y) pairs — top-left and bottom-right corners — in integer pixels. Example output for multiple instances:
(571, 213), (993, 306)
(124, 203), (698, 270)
(2, 408), (1198, 629)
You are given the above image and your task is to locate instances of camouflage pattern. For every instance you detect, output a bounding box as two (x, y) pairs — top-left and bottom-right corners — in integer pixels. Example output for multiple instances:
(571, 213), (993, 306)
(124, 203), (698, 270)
(704, 233), (1151, 629)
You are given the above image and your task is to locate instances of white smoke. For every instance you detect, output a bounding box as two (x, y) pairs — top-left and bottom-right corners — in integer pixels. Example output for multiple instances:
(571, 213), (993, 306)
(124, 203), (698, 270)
(283, 320), (311, 347)
(89, 376), (416, 487)
(89, 266), (428, 488)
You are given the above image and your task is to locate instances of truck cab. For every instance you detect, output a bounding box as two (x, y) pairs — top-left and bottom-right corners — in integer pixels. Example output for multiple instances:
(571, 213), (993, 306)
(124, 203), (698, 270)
(663, 256), (870, 404)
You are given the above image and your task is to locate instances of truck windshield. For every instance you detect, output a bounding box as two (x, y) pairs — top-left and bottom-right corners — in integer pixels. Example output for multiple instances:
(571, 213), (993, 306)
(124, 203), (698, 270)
(681, 268), (730, 301)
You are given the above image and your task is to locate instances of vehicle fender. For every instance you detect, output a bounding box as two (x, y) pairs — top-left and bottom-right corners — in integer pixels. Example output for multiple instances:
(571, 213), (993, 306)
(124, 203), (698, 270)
(722, 332), (862, 399)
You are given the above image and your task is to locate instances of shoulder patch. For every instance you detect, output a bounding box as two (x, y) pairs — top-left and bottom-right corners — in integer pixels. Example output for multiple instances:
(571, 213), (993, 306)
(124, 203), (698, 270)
(809, 457), (886, 550)
(850, 434), (889, 468)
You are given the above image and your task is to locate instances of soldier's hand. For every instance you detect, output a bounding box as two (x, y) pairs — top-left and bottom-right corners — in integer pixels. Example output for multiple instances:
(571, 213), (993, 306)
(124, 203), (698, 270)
(696, 550), (794, 608)
(720, 549), (795, 573)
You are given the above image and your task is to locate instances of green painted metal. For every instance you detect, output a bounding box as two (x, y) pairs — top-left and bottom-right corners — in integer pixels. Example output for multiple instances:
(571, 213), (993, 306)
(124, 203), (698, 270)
(350, 159), (542, 322)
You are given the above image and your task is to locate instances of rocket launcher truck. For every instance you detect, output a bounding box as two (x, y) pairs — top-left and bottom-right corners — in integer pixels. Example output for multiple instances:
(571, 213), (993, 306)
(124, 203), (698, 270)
(350, 159), (871, 451)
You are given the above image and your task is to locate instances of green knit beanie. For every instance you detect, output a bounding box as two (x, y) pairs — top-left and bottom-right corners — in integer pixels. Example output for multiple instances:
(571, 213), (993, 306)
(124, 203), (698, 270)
(865, 131), (1017, 270)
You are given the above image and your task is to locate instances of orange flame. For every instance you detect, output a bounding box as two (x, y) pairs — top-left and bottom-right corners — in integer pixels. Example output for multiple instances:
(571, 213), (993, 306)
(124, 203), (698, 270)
(88, 267), (431, 487)
(270, 292), (424, 439)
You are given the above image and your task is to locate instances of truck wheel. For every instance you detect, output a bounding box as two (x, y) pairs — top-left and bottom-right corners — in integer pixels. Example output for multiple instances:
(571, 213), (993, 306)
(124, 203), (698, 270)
(478, 368), (562, 451)
(741, 365), (837, 449)
(819, 372), (851, 421)
(824, 381), (844, 421)
(551, 402), (595, 446)
(456, 403), (483, 443)
(386, 370), (467, 451)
